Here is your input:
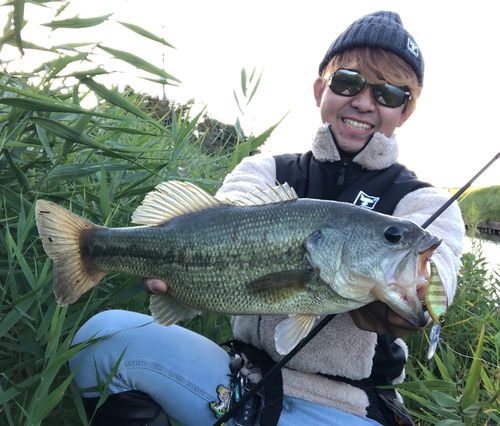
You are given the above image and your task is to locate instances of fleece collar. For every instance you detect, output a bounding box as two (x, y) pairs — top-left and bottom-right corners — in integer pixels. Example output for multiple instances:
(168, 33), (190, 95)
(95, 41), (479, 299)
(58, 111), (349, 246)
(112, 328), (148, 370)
(311, 124), (399, 170)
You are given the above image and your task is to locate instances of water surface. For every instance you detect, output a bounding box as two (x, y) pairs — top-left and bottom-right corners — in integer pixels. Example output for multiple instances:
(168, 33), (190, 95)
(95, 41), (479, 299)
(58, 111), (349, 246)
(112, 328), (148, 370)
(462, 233), (500, 274)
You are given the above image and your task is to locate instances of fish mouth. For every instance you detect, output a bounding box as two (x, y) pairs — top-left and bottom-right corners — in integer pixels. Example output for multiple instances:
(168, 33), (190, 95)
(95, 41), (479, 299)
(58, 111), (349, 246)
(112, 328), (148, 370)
(377, 233), (442, 327)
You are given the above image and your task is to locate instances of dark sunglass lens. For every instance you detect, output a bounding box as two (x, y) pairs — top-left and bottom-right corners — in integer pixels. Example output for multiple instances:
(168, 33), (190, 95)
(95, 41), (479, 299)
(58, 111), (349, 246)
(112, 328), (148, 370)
(330, 70), (364, 96)
(372, 84), (406, 107)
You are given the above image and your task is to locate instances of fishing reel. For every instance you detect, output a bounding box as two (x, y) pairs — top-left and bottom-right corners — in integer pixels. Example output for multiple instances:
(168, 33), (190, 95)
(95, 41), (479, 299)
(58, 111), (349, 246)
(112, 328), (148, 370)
(228, 353), (261, 426)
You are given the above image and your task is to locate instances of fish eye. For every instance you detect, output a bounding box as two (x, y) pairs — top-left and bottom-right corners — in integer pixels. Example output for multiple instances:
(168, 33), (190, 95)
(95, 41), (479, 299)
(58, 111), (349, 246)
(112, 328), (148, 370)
(439, 316), (446, 325)
(384, 226), (403, 243)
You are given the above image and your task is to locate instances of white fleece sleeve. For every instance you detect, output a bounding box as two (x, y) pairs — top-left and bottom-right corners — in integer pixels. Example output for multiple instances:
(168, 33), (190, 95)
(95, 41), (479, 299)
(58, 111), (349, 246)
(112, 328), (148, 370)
(393, 187), (465, 303)
(215, 154), (277, 201)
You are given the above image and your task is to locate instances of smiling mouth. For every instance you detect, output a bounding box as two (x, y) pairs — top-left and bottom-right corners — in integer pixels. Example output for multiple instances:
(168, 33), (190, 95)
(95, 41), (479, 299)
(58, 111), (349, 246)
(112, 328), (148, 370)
(343, 118), (373, 131)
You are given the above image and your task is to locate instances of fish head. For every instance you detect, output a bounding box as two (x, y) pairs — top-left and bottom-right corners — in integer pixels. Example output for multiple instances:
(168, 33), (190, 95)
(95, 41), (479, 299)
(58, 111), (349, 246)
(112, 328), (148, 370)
(305, 207), (441, 327)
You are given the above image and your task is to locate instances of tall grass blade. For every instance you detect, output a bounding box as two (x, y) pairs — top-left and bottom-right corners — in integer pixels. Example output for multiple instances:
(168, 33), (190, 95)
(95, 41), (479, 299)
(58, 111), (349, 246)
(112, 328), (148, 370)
(241, 68), (247, 97)
(247, 68), (263, 105)
(99, 157), (111, 223)
(2, 149), (30, 190)
(78, 77), (167, 133)
(117, 21), (175, 48)
(35, 123), (55, 164)
(233, 90), (244, 115)
(462, 324), (485, 423)
(12, 0), (24, 56)
(98, 45), (181, 83)
(0, 97), (131, 121)
(41, 13), (113, 29)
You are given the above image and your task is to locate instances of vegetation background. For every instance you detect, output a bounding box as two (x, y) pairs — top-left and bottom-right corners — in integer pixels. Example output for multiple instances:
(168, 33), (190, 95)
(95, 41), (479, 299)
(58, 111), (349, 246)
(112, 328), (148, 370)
(0, 2), (499, 425)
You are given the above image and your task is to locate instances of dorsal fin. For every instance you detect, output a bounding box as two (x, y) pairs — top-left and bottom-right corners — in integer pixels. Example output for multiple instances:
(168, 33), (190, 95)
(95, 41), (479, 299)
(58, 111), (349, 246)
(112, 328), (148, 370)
(131, 181), (221, 225)
(231, 182), (298, 206)
(132, 181), (298, 226)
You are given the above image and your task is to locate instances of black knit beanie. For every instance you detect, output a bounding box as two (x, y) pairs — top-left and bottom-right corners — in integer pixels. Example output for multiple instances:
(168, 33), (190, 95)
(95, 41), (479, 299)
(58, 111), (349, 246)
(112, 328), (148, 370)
(318, 11), (424, 84)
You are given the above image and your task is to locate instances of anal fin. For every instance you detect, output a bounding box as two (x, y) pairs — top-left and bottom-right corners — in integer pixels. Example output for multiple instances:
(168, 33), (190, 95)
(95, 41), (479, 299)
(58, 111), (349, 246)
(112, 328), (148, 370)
(275, 314), (319, 355)
(150, 293), (200, 326)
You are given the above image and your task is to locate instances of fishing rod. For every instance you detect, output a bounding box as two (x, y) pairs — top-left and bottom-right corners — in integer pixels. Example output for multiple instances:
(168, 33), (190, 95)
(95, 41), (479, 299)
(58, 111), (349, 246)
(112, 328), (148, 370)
(422, 152), (500, 229)
(213, 151), (500, 426)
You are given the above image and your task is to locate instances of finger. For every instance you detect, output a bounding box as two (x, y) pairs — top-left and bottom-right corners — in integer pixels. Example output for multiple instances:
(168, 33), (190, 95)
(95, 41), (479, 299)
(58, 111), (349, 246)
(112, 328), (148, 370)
(349, 302), (423, 337)
(142, 278), (168, 294)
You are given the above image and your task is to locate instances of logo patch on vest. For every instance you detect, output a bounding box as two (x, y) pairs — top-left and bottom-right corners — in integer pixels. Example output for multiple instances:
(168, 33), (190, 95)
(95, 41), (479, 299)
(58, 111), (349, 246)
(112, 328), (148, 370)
(407, 38), (419, 58)
(354, 191), (380, 210)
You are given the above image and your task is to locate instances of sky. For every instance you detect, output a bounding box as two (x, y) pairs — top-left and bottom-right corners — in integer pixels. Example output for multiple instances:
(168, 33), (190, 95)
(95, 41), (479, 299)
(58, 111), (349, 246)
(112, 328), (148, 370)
(3, 0), (500, 188)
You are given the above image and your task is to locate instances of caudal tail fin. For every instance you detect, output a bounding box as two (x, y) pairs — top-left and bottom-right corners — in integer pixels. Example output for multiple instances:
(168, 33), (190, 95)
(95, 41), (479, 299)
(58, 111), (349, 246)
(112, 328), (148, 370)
(35, 200), (105, 306)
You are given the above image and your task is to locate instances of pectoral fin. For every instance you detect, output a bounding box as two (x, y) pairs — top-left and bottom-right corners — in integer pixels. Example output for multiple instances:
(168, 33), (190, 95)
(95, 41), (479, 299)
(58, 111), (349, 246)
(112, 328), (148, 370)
(274, 314), (319, 355)
(150, 293), (200, 326)
(246, 270), (312, 303)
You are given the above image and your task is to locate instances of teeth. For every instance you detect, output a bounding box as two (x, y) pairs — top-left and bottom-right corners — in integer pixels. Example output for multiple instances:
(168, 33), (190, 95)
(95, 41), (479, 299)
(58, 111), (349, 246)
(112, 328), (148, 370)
(343, 119), (372, 130)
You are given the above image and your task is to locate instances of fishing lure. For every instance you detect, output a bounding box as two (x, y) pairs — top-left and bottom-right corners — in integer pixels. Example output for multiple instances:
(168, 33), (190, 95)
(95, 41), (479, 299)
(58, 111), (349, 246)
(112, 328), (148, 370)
(424, 258), (448, 359)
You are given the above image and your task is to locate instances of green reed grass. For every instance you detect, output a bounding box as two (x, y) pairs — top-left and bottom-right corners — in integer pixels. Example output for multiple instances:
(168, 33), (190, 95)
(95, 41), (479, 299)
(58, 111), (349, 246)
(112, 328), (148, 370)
(401, 240), (500, 426)
(1, 2), (499, 425)
(0, 2), (278, 424)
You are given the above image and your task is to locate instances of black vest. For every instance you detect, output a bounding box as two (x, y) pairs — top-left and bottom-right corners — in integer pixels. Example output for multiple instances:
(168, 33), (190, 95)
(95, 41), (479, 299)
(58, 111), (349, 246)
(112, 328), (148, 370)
(274, 151), (431, 215)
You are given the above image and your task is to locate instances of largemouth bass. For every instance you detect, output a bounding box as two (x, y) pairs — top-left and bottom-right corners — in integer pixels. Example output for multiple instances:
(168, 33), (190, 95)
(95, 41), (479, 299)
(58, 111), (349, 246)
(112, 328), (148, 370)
(36, 181), (441, 354)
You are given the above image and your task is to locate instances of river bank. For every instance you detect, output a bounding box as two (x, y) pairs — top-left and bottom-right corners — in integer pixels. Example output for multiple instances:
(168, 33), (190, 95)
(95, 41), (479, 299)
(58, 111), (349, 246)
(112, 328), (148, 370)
(476, 221), (500, 235)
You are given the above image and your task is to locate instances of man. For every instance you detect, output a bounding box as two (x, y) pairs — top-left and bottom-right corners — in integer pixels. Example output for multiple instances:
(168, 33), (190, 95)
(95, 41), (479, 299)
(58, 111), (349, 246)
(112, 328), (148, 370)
(71, 11), (464, 426)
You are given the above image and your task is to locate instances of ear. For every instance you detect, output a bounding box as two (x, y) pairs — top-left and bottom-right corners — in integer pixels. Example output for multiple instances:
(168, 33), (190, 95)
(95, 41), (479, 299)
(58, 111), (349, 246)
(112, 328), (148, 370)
(313, 77), (326, 107)
(397, 107), (413, 128)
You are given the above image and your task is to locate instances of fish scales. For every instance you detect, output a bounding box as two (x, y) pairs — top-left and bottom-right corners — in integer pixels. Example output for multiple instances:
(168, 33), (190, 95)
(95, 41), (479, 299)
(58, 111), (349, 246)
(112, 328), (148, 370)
(81, 200), (359, 315)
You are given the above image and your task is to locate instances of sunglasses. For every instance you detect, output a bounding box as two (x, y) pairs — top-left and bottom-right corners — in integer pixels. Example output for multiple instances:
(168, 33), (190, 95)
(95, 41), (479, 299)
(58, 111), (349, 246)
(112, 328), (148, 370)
(327, 69), (411, 108)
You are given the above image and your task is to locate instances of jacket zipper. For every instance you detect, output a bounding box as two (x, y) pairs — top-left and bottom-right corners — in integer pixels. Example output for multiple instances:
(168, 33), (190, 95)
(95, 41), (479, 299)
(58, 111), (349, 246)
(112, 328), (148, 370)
(337, 163), (348, 186)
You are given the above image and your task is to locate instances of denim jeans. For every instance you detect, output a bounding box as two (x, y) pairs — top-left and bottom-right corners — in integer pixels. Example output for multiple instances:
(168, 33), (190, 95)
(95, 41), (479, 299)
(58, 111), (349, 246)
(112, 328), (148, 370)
(70, 310), (382, 426)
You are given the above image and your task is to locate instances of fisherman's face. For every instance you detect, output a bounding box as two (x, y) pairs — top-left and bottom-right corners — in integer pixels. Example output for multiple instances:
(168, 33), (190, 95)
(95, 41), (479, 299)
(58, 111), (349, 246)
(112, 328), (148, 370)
(313, 75), (413, 155)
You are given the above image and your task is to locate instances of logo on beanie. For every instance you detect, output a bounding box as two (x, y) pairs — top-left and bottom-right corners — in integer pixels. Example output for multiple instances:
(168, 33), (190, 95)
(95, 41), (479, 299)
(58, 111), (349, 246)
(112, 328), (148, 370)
(407, 38), (419, 58)
(354, 191), (380, 210)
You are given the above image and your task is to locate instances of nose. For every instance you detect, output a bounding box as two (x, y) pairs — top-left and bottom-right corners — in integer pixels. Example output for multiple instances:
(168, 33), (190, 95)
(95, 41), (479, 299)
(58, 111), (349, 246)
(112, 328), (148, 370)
(350, 85), (376, 112)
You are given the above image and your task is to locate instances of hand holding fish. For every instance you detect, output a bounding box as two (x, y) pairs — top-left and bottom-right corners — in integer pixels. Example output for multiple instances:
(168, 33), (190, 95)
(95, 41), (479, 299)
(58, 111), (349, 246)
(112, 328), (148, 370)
(348, 301), (424, 338)
(143, 278), (168, 294)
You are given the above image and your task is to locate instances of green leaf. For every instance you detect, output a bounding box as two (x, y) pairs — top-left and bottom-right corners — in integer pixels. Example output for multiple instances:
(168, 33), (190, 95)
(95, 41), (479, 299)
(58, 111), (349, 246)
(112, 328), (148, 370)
(2, 148), (30, 190)
(249, 66), (256, 83)
(99, 156), (111, 224)
(31, 52), (88, 76)
(228, 112), (289, 172)
(247, 68), (264, 105)
(431, 391), (460, 407)
(435, 420), (466, 426)
(30, 117), (102, 150)
(233, 90), (244, 116)
(36, 123), (55, 164)
(434, 353), (454, 383)
(241, 68), (247, 97)
(137, 76), (179, 86)
(397, 389), (462, 420)
(461, 324), (485, 418)
(98, 45), (181, 83)
(41, 13), (113, 30)
(94, 348), (127, 410)
(0, 97), (128, 121)
(96, 126), (158, 137)
(78, 76), (167, 133)
(13, 0), (25, 56)
(117, 21), (175, 48)
(4, 37), (57, 53)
